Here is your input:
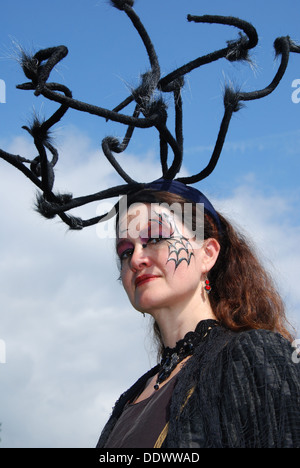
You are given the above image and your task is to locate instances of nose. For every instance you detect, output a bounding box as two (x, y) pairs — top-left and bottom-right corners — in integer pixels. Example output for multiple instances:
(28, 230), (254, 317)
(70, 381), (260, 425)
(130, 244), (152, 271)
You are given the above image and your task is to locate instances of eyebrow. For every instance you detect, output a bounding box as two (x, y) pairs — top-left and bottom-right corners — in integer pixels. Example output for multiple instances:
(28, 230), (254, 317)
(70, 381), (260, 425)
(117, 210), (177, 243)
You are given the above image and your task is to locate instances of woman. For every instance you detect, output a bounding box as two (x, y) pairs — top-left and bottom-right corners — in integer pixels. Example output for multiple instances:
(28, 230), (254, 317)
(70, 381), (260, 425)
(97, 182), (300, 448)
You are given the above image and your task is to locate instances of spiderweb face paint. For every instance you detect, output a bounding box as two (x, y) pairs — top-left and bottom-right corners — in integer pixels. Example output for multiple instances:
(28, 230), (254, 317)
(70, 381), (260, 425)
(166, 238), (194, 270)
(149, 210), (195, 271)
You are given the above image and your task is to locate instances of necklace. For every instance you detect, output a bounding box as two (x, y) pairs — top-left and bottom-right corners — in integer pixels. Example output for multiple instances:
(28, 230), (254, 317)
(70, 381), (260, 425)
(154, 319), (219, 390)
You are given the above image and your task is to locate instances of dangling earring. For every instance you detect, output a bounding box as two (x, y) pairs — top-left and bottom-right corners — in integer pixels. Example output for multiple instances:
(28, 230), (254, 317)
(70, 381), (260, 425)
(205, 278), (212, 294)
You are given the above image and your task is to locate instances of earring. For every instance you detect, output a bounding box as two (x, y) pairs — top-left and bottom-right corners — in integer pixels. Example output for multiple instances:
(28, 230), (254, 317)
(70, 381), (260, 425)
(205, 278), (211, 293)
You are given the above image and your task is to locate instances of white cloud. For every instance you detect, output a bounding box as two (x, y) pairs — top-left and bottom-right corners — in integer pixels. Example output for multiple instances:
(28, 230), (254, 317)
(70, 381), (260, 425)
(0, 128), (299, 447)
(213, 182), (300, 332)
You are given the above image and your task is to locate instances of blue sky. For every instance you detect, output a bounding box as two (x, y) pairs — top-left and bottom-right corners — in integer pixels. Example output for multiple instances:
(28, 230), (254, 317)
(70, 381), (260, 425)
(0, 0), (300, 448)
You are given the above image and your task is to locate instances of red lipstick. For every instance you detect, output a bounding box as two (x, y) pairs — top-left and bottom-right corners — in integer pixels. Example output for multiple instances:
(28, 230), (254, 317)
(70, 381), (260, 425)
(135, 274), (159, 288)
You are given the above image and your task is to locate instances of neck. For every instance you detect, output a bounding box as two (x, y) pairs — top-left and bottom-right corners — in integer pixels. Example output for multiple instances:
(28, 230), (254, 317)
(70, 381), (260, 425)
(150, 296), (216, 348)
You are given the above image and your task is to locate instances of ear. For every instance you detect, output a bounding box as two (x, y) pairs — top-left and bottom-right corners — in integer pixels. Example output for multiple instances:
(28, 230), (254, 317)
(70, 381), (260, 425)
(201, 238), (220, 273)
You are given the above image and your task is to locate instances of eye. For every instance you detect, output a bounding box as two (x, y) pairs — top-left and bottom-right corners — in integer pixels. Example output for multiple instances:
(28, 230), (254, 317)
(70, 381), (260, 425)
(142, 224), (173, 247)
(117, 240), (134, 263)
(119, 248), (134, 261)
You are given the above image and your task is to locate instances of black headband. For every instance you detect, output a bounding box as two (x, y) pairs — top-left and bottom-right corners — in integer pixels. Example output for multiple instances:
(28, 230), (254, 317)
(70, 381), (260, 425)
(146, 178), (221, 231)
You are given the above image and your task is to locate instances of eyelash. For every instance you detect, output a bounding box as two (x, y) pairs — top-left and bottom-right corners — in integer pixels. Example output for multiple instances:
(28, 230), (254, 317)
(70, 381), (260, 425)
(118, 235), (166, 263)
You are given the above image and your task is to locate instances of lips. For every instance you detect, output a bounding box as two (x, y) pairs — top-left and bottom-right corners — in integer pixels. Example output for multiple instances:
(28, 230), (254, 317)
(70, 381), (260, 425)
(135, 274), (160, 288)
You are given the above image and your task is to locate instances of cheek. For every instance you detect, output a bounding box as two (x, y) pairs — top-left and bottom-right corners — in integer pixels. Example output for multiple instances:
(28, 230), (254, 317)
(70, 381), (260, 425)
(166, 262), (196, 285)
(120, 266), (133, 295)
(164, 242), (201, 288)
(164, 238), (195, 272)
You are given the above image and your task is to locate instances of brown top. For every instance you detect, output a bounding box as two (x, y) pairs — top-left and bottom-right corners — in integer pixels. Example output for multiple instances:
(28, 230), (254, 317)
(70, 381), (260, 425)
(104, 375), (177, 448)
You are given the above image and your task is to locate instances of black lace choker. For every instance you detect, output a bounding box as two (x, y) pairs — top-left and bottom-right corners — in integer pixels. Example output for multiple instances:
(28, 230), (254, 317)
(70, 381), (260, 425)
(154, 319), (219, 390)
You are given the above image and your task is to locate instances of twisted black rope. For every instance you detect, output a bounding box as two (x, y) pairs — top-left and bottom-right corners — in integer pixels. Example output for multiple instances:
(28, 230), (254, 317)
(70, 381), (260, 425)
(178, 36), (299, 184)
(0, 0), (299, 229)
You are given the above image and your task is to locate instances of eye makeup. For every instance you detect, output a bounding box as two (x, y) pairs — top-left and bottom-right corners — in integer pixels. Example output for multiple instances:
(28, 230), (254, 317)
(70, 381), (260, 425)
(116, 210), (179, 260)
(116, 239), (134, 260)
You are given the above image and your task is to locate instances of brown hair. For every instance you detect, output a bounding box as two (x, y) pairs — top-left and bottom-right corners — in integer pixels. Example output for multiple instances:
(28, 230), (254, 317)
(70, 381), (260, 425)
(117, 189), (294, 350)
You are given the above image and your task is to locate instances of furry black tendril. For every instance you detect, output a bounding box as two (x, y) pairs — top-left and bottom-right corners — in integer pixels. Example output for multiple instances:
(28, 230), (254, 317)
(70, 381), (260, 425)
(0, 3), (300, 229)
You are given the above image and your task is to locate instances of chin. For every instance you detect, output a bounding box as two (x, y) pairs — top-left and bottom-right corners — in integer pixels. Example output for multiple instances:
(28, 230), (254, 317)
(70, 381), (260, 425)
(132, 293), (165, 315)
(133, 294), (179, 316)
(133, 300), (157, 315)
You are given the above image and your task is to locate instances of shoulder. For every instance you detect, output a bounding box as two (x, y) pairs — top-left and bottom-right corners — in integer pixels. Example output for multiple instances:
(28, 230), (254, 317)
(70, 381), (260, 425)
(194, 327), (296, 374)
(219, 328), (300, 387)
(206, 326), (295, 361)
(227, 328), (295, 361)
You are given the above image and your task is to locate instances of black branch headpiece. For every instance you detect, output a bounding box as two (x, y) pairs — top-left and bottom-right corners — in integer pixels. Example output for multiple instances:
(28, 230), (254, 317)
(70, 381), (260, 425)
(1, 0), (299, 229)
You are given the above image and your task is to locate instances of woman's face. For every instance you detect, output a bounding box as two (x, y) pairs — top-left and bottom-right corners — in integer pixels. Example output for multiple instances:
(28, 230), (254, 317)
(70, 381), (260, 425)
(116, 202), (206, 316)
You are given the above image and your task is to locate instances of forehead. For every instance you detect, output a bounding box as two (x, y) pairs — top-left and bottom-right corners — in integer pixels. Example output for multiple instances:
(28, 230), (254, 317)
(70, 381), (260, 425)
(118, 202), (178, 239)
(121, 202), (153, 223)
